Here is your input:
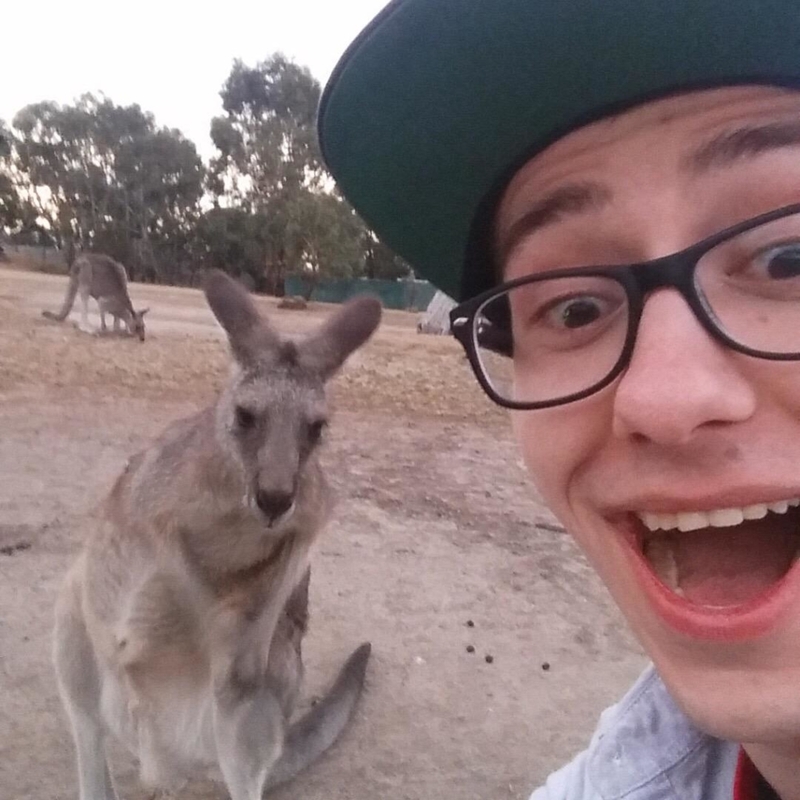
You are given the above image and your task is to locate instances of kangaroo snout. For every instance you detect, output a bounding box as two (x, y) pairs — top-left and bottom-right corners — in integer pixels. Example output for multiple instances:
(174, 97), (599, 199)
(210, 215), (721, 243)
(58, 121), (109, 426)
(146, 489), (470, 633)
(255, 488), (296, 524)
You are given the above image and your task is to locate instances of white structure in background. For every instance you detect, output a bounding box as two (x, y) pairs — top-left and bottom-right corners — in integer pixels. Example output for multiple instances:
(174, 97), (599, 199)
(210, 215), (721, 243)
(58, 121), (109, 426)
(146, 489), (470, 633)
(417, 290), (457, 335)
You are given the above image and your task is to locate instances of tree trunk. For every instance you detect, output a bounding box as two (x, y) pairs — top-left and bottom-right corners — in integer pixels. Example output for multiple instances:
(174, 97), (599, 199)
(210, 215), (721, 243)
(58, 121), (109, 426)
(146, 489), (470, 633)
(301, 272), (318, 302)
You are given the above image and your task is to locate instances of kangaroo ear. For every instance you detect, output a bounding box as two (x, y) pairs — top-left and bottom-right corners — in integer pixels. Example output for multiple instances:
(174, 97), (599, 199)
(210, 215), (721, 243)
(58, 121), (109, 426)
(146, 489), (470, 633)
(300, 295), (382, 378)
(203, 270), (278, 363)
(139, 308), (150, 317)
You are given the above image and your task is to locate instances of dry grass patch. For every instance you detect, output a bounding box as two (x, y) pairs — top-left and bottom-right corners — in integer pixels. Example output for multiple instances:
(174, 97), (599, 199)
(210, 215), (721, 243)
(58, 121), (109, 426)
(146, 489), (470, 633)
(0, 280), (504, 424)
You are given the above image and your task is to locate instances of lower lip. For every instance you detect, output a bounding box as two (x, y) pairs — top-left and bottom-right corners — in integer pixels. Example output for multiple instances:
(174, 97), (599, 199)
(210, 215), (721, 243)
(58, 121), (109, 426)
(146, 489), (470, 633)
(620, 519), (800, 642)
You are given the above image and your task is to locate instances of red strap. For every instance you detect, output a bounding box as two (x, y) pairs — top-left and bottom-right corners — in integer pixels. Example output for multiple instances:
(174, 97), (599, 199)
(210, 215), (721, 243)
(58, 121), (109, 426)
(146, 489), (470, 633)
(734, 750), (758, 800)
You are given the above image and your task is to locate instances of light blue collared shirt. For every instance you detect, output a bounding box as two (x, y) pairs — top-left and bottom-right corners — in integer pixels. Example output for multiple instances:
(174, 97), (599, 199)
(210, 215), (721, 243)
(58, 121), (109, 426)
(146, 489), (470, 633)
(531, 667), (740, 800)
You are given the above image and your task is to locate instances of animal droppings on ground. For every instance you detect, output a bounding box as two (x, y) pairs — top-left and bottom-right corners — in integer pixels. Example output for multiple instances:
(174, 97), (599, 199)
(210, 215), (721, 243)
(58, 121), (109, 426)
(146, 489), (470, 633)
(542, 662), (551, 671)
(466, 645), (475, 654)
(485, 655), (494, 664)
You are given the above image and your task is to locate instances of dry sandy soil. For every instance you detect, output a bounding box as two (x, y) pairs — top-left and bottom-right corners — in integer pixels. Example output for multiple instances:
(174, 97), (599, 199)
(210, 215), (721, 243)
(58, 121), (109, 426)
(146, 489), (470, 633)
(0, 266), (647, 800)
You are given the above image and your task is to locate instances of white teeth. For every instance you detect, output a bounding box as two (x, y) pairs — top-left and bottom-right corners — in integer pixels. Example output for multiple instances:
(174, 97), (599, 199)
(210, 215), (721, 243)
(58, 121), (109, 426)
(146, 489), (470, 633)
(707, 508), (744, 528)
(649, 512), (680, 531)
(641, 512), (663, 531)
(742, 504), (768, 520)
(677, 512), (709, 533)
(637, 497), (800, 532)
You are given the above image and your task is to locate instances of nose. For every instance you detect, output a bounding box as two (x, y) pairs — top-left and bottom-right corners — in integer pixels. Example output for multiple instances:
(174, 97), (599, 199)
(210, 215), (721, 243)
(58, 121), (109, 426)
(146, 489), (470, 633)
(612, 291), (756, 445)
(255, 489), (295, 521)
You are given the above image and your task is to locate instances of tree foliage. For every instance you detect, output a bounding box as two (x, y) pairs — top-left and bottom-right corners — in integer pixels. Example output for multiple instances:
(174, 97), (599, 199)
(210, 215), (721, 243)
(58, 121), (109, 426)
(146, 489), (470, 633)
(211, 54), (323, 202)
(364, 236), (413, 281)
(193, 206), (270, 290)
(10, 94), (205, 280)
(0, 119), (22, 231)
(208, 54), (403, 296)
(0, 54), (414, 298)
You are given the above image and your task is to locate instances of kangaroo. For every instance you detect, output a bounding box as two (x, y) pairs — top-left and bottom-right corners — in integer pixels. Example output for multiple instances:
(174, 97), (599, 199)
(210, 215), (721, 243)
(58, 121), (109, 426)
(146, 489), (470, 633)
(42, 253), (149, 340)
(53, 270), (382, 800)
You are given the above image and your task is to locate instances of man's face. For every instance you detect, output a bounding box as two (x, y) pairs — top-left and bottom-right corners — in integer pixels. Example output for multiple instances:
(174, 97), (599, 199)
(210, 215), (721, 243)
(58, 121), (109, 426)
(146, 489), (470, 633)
(497, 86), (800, 742)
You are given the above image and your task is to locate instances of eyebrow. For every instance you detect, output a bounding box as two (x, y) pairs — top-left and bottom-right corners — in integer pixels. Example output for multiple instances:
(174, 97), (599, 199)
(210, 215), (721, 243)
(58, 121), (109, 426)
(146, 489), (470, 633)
(495, 181), (613, 265)
(686, 120), (800, 173)
(495, 120), (800, 270)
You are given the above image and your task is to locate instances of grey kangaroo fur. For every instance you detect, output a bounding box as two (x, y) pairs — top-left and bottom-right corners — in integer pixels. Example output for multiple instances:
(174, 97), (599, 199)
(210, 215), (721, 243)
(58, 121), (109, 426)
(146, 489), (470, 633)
(42, 253), (149, 340)
(53, 269), (382, 800)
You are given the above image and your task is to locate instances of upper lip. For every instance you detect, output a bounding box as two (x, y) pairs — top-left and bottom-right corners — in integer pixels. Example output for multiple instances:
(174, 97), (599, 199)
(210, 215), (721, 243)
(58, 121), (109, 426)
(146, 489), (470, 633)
(601, 487), (800, 517)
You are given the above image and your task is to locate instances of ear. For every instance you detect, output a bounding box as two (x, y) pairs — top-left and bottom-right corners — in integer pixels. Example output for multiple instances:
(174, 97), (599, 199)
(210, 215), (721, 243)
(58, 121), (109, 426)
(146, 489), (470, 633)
(300, 295), (382, 378)
(139, 308), (150, 317)
(203, 270), (279, 364)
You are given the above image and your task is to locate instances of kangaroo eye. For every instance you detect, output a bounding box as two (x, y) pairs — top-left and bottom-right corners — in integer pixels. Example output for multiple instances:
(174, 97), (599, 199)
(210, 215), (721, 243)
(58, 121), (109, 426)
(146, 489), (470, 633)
(235, 406), (257, 430)
(308, 419), (327, 444)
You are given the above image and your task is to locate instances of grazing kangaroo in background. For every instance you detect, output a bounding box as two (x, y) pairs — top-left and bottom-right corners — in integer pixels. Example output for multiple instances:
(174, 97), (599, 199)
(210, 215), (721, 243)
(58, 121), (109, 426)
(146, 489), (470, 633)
(42, 253), (149, 340)
(53, 269), (381, 800)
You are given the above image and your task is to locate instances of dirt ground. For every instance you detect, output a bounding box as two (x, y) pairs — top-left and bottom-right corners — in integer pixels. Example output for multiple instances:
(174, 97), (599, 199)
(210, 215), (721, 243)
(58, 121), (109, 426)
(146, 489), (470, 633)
(0, 266), (648, 800)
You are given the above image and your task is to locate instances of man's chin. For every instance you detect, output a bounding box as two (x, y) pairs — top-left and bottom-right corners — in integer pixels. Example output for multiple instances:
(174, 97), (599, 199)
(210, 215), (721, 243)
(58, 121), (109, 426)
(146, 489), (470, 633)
(647, 639), (800, 743)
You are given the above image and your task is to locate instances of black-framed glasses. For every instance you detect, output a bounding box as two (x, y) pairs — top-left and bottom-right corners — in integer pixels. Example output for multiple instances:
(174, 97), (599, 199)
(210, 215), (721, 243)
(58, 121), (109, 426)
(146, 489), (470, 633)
(450, 203), (800, 410)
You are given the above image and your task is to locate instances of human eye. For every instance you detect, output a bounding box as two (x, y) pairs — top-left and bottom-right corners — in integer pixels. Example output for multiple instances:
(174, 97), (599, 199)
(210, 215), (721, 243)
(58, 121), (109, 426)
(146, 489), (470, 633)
(540, 294), (609, 329)
(713, 236), (800, 301)
(521, 288), (622, 333)
(696, 223), (800, 355)
(751, 241), (800, 281)
(509, 278), (626, 348)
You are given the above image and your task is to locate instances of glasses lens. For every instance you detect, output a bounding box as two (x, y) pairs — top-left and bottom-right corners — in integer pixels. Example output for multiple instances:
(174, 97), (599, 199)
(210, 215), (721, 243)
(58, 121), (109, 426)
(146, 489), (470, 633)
(696, 211), (800, 355)
(474, 275), (630, 405)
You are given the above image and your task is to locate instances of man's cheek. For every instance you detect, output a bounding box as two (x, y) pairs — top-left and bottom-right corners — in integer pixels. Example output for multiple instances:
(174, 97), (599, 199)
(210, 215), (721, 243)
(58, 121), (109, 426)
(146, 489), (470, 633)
(512, 412), (571, 511)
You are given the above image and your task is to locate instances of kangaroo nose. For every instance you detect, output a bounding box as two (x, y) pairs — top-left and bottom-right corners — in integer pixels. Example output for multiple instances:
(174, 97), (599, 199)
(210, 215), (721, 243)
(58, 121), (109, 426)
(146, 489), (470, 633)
(255, 490), (294, 522)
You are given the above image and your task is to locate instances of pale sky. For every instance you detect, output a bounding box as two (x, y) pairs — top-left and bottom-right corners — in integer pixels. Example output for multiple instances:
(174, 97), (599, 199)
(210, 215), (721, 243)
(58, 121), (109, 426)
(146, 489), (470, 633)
(1, 0), (388, 160)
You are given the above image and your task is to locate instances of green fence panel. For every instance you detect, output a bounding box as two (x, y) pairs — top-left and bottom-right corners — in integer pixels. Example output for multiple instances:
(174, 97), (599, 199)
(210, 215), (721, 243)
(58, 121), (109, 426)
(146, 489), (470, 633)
(284, 277), (436, 311)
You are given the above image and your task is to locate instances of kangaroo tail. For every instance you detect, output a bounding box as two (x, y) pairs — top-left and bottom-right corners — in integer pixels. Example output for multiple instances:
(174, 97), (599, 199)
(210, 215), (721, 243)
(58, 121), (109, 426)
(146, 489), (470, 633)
(42, 266), (80, 321)
(264, 642), (371, 792)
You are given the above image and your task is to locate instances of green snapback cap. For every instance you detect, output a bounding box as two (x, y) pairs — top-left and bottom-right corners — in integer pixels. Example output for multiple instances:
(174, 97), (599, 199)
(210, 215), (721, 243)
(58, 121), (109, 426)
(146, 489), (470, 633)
(318, 0), (800, 302)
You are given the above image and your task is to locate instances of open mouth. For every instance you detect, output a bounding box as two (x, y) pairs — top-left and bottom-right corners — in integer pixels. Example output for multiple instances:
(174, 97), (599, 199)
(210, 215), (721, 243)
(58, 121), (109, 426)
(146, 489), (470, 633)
(636, 499), (800, 608)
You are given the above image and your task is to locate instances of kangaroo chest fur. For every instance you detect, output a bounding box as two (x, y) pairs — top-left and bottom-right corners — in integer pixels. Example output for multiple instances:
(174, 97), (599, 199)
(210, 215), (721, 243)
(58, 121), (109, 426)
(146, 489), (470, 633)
(91, 529), (312, 787)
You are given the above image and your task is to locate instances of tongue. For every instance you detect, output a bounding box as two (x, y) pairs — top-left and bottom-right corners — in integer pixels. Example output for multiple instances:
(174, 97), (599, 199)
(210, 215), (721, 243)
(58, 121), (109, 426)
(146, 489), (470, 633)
(660, 517), (797, 606)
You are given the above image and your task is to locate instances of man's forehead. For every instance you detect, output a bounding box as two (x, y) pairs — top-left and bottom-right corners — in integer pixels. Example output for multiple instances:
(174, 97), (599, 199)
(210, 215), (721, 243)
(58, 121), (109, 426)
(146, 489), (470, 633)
(503, 87), (800, 201)
(496, 86), (800, 253)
